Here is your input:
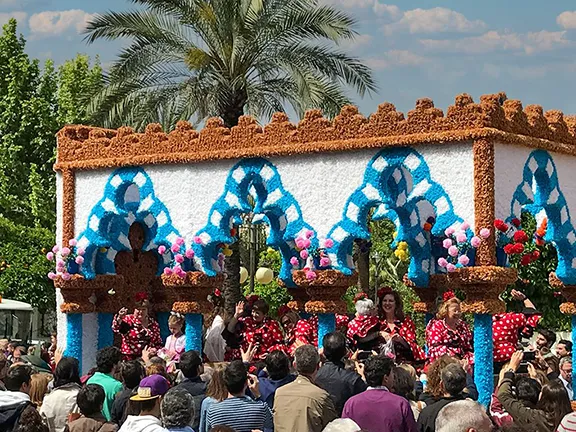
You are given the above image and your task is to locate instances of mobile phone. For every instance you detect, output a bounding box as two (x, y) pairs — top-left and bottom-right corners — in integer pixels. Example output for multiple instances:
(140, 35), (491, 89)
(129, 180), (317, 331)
(523, 351), (536, 362)
(357, 351), (371, 360)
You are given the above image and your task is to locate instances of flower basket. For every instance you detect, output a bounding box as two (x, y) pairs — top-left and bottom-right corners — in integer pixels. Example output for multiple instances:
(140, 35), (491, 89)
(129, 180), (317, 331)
(53, 274), (127, 314)
(549, 273), (576, 315)
(403, 274), (446, 313)
(160, 272), (224, 313)
(290, 270), (356, 314)
(446, 266), (517, 314)
(161, 271), (224, 288)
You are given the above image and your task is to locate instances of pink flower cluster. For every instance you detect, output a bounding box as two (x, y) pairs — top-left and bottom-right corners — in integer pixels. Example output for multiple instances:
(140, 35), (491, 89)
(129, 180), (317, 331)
(437, 223), (490, 273)
(290, 231), (334, 279)
(47, 240), (85, 280)
(160, 237), (196, 278)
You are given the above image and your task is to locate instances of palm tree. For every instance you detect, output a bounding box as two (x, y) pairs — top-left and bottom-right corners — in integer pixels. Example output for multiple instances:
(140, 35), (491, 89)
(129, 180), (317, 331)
(85, 0), (376, 312)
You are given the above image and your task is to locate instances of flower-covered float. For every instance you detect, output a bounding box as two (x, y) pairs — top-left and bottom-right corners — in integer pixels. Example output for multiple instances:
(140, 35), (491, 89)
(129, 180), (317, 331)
(54, 92), (576, 404)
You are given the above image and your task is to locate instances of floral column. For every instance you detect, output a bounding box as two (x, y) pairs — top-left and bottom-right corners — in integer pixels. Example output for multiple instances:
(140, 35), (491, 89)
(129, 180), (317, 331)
(291, 270), (357, 349)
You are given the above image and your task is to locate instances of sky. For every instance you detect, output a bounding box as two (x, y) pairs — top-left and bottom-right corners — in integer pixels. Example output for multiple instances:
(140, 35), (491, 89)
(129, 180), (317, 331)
(6, 0), (576, 120)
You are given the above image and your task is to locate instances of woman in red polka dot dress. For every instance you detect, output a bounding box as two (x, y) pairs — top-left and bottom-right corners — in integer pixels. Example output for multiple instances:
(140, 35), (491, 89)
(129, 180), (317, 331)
(227, 298), (285, 361)
(493, 289), (541, 370)
(347, 293), (381, 352)
(425, 292), (474, 365)
(278, 305), (317, 355)
(112, 292), (162, 361)
(377, 286), (425, 365)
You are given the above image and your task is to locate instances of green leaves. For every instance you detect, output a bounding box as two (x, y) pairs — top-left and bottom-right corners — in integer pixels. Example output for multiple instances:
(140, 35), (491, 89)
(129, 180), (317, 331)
(84, 0), (376, 129)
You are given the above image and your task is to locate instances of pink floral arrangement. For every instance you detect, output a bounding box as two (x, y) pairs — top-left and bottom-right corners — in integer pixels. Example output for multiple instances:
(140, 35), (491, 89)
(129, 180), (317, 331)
(437, 222), (490, 273)
(160, 237), (197, 278)
(289, 230), (333, 280)
(46, 239), (85, 280)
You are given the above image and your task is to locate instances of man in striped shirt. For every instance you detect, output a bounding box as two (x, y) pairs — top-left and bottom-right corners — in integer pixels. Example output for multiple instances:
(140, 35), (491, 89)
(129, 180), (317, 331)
(206, 360), (273, 432)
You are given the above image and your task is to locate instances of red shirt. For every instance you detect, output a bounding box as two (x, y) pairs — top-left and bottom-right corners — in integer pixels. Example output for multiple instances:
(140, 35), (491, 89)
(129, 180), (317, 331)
(492, 312), (541, 363)
(380, 316), (425, 362)
(241, 316), (285, 360)
(112, 314), (162, 360)
(286, 317), (318, 355)
(426, 318), (474, 364)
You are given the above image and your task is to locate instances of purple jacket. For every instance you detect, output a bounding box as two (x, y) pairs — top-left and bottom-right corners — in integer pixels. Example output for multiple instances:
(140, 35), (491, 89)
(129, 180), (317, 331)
(342, 388), (417, 432)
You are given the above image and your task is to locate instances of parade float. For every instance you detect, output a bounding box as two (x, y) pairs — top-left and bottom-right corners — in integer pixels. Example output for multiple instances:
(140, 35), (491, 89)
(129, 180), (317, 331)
(51, 92), (576, 404)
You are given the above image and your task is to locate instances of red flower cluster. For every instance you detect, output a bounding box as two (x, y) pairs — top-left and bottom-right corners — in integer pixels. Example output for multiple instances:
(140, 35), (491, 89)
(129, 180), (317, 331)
(443, 290), (456, 302)
(511, 218), (521, 228)
(134, 291), (148, 303)
(354, 292), (368, 303)
(214, 288), (222, 297)
(503, 243), (524, 255)
(494, 219), (509, 232)
(520, 250), (541, 266)
(277, 305), (292, 318)
(513, 231), (529, 243)
(377, 286), (393, 298)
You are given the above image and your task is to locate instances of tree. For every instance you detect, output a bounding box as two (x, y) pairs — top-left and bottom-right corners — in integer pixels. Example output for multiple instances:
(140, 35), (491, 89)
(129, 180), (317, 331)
(0, 19), (58, 229)
(85, 0), (376, 313)
(58, 54), (104, 125)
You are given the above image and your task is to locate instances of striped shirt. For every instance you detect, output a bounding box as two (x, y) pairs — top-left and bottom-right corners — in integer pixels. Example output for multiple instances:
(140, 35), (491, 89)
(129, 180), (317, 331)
(558, 413), (576, 432)
(206, 396), (273, 432)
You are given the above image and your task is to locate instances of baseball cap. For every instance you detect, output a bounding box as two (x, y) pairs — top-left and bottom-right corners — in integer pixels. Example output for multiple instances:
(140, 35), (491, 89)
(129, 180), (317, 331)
(130, 374), (170, 401)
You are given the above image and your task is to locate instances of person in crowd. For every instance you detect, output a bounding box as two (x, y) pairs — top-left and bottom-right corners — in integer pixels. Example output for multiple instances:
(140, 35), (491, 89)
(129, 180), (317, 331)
(7, 341), (18, 361)
(557, 411), (576, 432)
(208, 428), (236, 432)
(0, 338), (8, 354)
(68, 384), (118, 432)
(417, 363), (468, 432)
(29, 373), (49, 408)
(12, 346), (27, 364)
(158, 313), (186, 373)
(199, 365), (227, 432)
(315, 332), (367, 415)
(347, 293), (381, 352)
(0, 352), (8, 390)
(557, 340), (573, 359)
(426, 292), (473, 365)
(559, 356), (573, 399)
(111, 360), (145, 427)
(419, 355), (478, 405)
(119, 374), (170, 432)
(204, 289), (226, 362)
(160, 388), (194, 432)
(343, 355), (416, 432)
(492, 289), (540, 369)
(435, 400), (493, 432)
(173, 350), (206, 430)
(112, 293), (162, 361)
(377, 286), (425, 364)
(0, 364), (46, 432)
(221, 296), (256, 361)
(497, 350), (572, 432)
(393, 366), (423, 421)
(256, 350), (295, 409)
(205, 360), (272, 432)
(278, 305), (317, 354)
(225, 300), (284, 362)
(322, 418), (362, 432)
(536, 329), (557, 352)
(87, 347), (124, 422)
(274, 344), (337, 432)
(40, 357), (82, 432)
(489, 371), (541, 429)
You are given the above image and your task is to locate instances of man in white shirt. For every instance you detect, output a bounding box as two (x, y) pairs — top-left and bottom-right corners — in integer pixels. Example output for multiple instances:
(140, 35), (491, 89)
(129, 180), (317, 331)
(559, 356), (573, 400)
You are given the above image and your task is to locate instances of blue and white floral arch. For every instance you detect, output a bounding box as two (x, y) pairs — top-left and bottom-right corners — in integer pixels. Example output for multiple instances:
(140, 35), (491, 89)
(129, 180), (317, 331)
(509, 150), (576, 284)
(326, 147), (463, 287)
(76, 167), (180, 279)
(194, 158), (315, 285)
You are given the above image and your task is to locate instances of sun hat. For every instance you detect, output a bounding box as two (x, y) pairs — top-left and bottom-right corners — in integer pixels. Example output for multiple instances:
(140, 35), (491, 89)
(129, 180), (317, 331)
(130, 374), (170, 401)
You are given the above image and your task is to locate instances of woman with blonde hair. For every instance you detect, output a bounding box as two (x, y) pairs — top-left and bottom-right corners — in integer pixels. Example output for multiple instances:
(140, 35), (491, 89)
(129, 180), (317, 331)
(29, 373), (49, 407)
(199, 364), (228, 432)
(425, 291), (473, 364)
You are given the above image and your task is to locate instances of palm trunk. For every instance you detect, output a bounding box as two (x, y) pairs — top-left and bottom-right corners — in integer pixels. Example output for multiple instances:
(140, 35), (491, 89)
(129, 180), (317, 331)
(355, 239), (371, 293)
(221, 89), (247, 316)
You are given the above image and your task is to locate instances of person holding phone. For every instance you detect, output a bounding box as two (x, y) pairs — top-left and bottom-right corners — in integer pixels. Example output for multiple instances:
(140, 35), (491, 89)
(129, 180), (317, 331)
(492, 289), (541, 372)
(112, 292), (162, 361)
(378, 286), (425, 365)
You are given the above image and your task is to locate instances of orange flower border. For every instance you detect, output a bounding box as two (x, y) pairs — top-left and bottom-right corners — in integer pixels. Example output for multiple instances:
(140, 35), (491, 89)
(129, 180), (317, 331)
(305, 300), (348, 314)
(161, 272), (224, 288)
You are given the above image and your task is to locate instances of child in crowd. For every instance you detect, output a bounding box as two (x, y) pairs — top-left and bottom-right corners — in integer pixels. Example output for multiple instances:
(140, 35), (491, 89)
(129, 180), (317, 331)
(158, 313), (186, 373)
(68, 384), (118, 432)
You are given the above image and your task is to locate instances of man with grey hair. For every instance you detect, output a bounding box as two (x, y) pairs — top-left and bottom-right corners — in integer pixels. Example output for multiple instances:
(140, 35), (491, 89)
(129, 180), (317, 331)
(436, 400), (493, 432)
(274, 344), (337, 432)
(559, 355), (573, 399)
(417, 363), (468, 432)
(161, 388), (194, 432)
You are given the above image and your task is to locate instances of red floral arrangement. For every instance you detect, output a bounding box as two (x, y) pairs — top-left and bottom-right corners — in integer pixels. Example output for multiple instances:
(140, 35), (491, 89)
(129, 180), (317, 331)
(377, 286), (393, 298)
(354, 292), (368, 303)
(246, 294), (260, 305)
(134, 291), (148, 303)
(494, 218), (540, 265)
(443, 290), (456, 302)
(214, 288), (222, 297)
(277, 305), (292, 318)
